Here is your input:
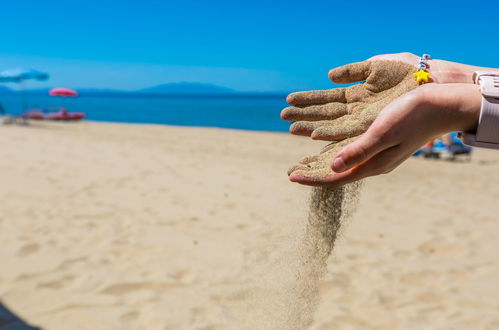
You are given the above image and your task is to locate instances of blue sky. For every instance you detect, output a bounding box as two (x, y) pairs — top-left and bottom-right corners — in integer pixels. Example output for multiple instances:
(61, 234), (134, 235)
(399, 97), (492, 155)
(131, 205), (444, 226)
(1, 0), (497, 92)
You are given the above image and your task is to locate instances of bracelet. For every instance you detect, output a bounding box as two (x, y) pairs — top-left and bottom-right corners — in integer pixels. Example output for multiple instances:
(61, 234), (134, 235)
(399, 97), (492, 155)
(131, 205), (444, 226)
(413, 54), (431, 84)
(460, 71), (499, 150)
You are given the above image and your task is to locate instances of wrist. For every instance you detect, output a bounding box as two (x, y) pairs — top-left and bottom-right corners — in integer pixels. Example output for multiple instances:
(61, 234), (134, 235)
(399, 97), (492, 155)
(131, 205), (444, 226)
(455, 85), (482, 132)
(429, 60), (475, 84)
(417, 84), (481, 132)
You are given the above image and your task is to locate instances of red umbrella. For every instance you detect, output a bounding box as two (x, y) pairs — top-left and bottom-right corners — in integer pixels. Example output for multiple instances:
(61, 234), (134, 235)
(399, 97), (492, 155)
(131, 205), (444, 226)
(49, 87), (78, 97)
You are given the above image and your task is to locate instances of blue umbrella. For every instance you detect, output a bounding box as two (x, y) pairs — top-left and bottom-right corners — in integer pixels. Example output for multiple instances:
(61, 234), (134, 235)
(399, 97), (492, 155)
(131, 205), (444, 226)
(0, 68), (49, 112)
(0, 68), (49, 83)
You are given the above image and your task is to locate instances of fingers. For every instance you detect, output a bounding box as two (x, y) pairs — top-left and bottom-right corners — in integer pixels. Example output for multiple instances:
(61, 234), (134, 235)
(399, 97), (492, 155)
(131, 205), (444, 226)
(289, 165), (364, 187)
(287, 138), (358, 181)
(289, 168), (333, 186)
(286, 88), (346, 106)
(290, 145), (404, 188)
(287, 163), (309, 175)
(281, 103), (348, 121)
(289, 116), (370, 140)
(299, 154), (320, 164)
(310, 118), (367, 141)
(286, 154), (320, 175)
(328, 61), (371, 84)
(289, 120), (327, 136)
(331, 130), (393, 173)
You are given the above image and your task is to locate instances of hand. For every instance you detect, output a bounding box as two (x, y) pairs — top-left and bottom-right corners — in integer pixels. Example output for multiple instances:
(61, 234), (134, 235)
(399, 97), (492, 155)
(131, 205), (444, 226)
(367, 52), (487, 84)
(281, 60), (419, 141)
(281, 52), (492, 143)
(287, 137), (359, 185)
(288, 83), (482, 187)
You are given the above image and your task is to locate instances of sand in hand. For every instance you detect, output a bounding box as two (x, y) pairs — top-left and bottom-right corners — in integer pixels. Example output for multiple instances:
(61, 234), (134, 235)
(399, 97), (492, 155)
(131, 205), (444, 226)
(282, 60), (419, 141)
(274, 60), (420, 328)
(222, 61), (421, 328)
(283, 60), (419, 184)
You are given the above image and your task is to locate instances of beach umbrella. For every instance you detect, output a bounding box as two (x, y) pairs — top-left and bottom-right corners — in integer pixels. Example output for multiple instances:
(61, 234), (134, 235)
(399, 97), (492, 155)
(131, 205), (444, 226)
(49, 88), (79, 115)
(0, 68), (49, 112)
(0, 68), (49, 83)
(49, 87), (78, 97)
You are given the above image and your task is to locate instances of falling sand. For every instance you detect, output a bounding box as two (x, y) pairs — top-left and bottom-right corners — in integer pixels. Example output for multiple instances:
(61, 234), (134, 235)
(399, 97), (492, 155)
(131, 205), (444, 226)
(283, 183), (362, 329)
(224, 139), (363, 330)
(266, 60), (420, 329)
(226, 181), (362, 330)
(219, 61), (419, 329)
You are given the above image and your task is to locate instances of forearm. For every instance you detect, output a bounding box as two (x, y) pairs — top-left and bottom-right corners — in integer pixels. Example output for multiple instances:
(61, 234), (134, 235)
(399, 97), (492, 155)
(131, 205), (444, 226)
(430, 59), (499, 84)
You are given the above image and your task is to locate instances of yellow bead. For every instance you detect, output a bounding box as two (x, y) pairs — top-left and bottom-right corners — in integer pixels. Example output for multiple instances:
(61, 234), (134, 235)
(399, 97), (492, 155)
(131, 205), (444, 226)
(413, 69), (430, 84)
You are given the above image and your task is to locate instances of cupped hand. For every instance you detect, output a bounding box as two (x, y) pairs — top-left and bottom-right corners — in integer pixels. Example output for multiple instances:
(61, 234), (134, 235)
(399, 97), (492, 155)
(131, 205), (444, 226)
(281, 60), (419, 141)
(287, 137), (359, 186)
(288, 83), (482, 187)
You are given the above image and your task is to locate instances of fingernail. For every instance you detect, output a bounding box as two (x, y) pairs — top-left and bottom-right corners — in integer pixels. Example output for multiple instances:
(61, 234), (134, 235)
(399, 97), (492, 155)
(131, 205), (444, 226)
(332, 157), (347, 173)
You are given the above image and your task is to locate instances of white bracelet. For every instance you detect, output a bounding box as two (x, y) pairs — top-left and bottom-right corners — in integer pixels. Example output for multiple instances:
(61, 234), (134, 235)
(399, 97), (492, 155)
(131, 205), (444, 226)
(461, 71), (499, 149)
(413, 54), (431, 84)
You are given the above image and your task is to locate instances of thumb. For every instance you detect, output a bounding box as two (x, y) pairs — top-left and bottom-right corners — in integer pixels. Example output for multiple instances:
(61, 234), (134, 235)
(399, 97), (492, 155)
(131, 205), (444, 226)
(331, 131), (391, 173)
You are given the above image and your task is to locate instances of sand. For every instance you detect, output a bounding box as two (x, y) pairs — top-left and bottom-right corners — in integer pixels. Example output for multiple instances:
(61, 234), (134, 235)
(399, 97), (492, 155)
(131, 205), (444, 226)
(282, 62), (420, 315)
(280, 183), (361, 330)
(282, 60), (422, 183)
(280, 61), (420, 321)
(1, 121), (499, 329)
(282, 61), (419, 141)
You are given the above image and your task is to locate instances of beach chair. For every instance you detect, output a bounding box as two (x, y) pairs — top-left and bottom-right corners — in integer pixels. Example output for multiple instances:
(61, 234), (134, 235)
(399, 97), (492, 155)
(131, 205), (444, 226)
(433, 133), (472, 161)
(414, 133), (472, 161)
(0, 115), (15, 125)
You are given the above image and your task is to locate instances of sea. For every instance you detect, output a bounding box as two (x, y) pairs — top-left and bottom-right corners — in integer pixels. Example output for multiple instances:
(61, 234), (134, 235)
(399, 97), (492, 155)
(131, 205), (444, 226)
(0, 93), (290, 132)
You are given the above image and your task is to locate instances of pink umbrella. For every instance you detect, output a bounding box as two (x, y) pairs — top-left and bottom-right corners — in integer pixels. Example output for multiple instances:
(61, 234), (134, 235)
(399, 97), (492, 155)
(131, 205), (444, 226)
(49, 87), (78, 97)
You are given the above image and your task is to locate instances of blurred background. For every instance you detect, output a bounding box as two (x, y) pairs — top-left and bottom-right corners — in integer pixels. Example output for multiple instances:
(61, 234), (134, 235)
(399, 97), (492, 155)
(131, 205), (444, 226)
(1, 0), (497, 131)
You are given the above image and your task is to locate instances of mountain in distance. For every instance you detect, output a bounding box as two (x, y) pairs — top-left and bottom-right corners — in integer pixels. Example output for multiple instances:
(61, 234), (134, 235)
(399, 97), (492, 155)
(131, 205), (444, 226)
(138, 82), (235, 95)
(0, 82), (286, 96)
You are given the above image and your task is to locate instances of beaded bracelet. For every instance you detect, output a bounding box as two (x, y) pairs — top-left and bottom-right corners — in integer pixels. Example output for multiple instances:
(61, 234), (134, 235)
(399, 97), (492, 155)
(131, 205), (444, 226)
(413, 54), (431, 84)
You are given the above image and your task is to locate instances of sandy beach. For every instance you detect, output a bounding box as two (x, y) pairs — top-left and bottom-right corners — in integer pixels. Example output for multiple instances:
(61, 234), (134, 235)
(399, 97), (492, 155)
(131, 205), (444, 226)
(1, 121), (499, 330)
